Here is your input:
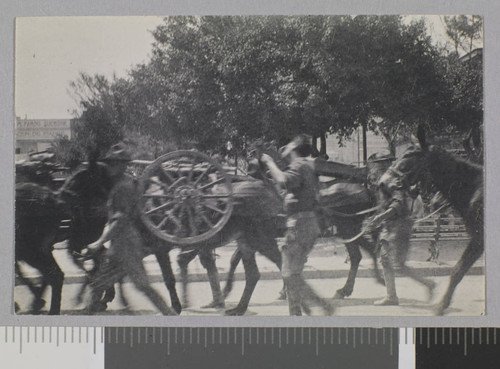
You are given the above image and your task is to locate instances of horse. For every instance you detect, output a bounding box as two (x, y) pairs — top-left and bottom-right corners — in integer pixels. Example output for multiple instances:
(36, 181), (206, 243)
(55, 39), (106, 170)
(178, 142), (384, 315)
(15, 160), (183, 315)
(386, 126), (483, 315)
(174, 168), (284, 316)
(15, 182), (66, 314)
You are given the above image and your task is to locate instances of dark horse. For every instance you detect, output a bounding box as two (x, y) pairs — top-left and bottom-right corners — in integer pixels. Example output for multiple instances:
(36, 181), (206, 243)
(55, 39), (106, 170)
(15, 160), (183, 315)
(388, 127), (483, 315)
(15, 182), (66, 315)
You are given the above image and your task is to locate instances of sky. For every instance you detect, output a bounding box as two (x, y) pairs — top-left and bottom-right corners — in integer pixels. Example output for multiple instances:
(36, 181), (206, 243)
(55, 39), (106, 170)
(15, 17), (163, 119)
(14, 15), (481, 120)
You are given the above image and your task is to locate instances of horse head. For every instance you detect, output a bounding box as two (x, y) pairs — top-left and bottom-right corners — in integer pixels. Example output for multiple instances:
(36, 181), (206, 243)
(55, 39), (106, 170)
(384, 126), (434, 196)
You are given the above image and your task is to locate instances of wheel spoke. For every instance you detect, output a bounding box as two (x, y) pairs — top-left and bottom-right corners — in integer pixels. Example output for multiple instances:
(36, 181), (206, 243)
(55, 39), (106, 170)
(193, 164), (212, 186)
(187, 162), (196, 183)
(145, 201), (176, 215)
(167, 176), (187, 191)
(187, 205), (198, 236)
(148, 177), (170, 191)
(198, 177), (225, 191)
(159, 165), (176, 183)
(166, 204), (183, 232)
(199, 211), (214, 227)
(142, 193), (174, 199)
(201, 194), (232, 199)
(202, 202), (227, 214)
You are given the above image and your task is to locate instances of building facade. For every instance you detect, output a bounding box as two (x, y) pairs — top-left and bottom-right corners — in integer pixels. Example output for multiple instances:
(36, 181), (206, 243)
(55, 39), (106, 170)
(325, 129), (390, 166)
(15, 117), (73, 157)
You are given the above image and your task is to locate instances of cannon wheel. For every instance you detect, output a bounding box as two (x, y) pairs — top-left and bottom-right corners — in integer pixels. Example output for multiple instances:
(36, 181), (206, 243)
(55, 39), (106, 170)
(138, 150), (233, 245)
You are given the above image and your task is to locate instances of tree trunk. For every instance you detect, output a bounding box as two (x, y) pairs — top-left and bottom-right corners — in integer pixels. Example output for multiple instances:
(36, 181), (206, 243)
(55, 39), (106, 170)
(319, 133), (327, 159)
(362, 121), (367, 164)
(312, 136), (320, 157)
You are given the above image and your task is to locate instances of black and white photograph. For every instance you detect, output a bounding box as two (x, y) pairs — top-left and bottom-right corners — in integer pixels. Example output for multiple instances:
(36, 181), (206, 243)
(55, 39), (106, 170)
(14, 15), (484, 317)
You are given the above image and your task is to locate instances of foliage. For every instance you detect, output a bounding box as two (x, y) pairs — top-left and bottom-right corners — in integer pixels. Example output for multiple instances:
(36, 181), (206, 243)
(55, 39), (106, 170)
(57, 15), (483, 163)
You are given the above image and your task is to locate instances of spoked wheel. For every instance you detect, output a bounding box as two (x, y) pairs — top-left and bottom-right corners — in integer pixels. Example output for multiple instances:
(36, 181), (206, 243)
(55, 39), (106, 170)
(138, 150), (233, 246)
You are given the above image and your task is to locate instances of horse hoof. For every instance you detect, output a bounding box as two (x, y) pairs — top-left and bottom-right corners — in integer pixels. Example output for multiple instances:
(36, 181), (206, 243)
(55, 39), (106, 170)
(332, 291), (346, 300)
(202, 301), (225, 309)
(301, 303), (312, 316)
(31, 299), (46, 313)
(433, 303), (446, 316)
(88, 301), (108, 314)
(225, 307), (246, 316)
(172, 301), (183, 315)
(277, 291), (287, 300)
(323, 301), (336, 316)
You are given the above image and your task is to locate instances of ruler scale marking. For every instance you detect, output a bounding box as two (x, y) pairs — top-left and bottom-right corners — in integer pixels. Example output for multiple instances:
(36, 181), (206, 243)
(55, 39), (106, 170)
(390, 329), (393, 356)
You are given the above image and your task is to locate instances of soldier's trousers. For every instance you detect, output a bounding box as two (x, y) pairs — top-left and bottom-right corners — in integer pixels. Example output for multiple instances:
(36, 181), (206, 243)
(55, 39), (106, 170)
(89, 222), (175, 316)
(281, 212), (323, 316)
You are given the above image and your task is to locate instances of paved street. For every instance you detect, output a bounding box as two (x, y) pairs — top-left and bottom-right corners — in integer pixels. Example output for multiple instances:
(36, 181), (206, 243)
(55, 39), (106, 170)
(14, 237), (485, 316)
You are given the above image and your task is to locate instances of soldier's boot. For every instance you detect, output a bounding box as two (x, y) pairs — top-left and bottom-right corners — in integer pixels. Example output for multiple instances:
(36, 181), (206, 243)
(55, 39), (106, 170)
(375, 265), (399, 306)
(284, 276), (302, 316)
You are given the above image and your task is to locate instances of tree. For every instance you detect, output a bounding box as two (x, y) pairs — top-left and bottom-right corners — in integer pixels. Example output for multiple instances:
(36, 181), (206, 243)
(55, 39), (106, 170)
(441, 15), (483, 161)
(443, 15), (483, 55)
(59, 16), (471, 163)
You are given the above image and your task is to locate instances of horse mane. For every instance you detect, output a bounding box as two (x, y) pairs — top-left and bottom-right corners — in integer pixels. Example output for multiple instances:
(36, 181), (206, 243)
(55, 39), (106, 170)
(425, 145), (483, 219)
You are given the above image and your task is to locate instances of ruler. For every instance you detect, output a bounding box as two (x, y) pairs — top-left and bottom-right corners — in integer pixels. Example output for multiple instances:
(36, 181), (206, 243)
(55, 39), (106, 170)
(1, 327), (498, 369)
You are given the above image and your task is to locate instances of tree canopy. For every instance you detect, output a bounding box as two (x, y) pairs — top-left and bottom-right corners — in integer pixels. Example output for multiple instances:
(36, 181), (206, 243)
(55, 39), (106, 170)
(58, 15), (483, 164)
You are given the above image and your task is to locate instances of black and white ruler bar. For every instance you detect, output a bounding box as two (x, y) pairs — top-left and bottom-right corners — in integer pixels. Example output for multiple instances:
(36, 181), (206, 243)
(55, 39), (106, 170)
(1, 327), (499, 369)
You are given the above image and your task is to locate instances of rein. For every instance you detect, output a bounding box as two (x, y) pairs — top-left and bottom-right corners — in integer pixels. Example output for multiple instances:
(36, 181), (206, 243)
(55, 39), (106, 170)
(332, 203), (448, 245)
(325, 205), (381, 218)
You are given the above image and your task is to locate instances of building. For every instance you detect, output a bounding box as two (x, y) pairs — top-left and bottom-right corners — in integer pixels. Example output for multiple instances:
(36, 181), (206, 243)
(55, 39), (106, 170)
(459, 48), (483, 65)
(325, 129), (390, 166)
(15, 117), (73, 158)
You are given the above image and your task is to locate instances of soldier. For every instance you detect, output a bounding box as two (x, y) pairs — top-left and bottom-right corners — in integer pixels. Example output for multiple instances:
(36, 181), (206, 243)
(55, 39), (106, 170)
(261, 134), (334, 316)
(83, 143), (177, 315)
(369, 164), (436, 306)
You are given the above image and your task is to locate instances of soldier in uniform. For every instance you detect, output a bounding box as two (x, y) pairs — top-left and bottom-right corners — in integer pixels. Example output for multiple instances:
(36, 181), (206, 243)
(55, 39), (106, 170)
(261, 134), (334, 316)
(83, 143), (177, 315)
(369, 165), (436, 306)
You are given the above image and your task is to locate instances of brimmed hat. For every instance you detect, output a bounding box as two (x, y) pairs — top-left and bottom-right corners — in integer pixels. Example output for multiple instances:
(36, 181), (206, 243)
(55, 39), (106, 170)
(101, 143), (132, 162)
(280, 134), (313, 158)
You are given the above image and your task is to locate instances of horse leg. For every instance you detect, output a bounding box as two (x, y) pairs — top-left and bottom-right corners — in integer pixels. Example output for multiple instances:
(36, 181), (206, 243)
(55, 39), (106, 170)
(117, 277), (131, 311)
(225, 248), (260, 316)
(128, 260), (177, 316)
(257, 238), (286, 300)
(15, 262), (46, 312)
(177, 249), (199, 308)
(155, 249), (182, 314)
(199, 248), (225, 309)
(435, 237), (483, 315)
(29, 254), (64, 315)
(358, 236), (384, 285)
(222, 248), (242, 299)
(333, 243), (362, 299)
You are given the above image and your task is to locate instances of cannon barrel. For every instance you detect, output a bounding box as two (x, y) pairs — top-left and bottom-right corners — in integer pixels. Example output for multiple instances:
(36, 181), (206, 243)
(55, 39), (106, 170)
(313, 157), (367, 183)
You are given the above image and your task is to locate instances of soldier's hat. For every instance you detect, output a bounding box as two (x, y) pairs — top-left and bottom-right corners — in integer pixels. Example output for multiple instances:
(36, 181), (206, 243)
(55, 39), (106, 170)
(101, 143), (132, 162)
(280, 134), (313, 158)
